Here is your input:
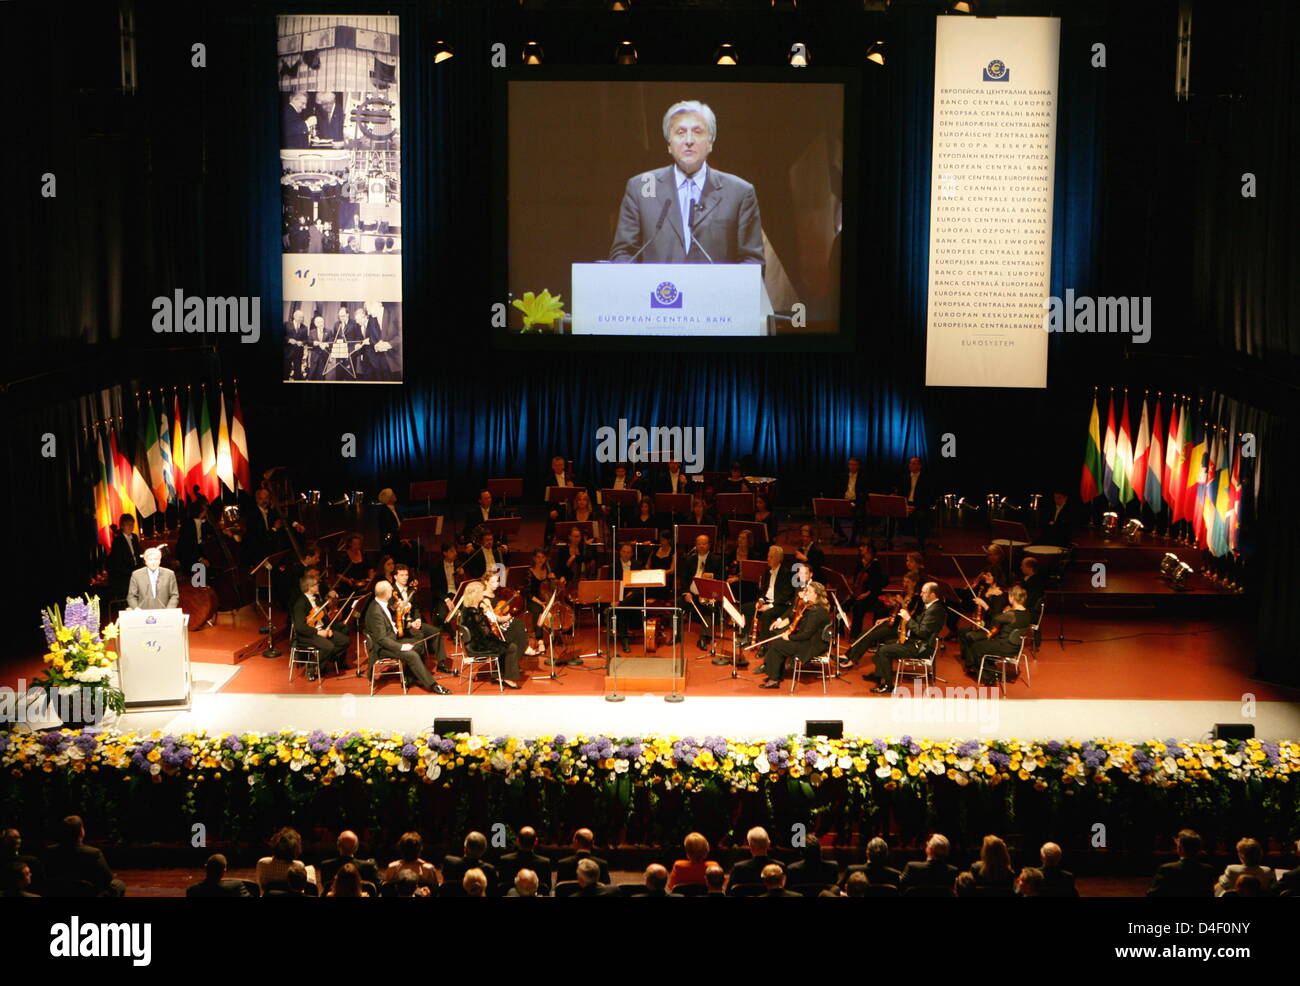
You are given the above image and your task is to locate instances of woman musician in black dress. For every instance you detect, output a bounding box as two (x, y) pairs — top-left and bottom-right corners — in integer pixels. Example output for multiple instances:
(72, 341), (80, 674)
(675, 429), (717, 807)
(848, 541), (888, 637)
(757, 581), (832, 688)
(964, 584), (1032, 681)
(955, 568), (1008, 667)
(457, 578), (521, 689)
(838, 572), (920, 670)
(335, 533), (374, 591)
(552, 527), (594, 665)
(726, 529), (759, 594)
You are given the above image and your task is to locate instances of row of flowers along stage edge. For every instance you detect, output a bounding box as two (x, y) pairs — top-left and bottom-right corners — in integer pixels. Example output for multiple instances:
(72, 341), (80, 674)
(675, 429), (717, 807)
(5, 729), (1298, 792)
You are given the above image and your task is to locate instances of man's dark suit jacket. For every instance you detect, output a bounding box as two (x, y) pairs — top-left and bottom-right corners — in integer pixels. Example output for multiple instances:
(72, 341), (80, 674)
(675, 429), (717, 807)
(1039, 866), (1078, 898)
(364, 599), (407, 660)
(1146, 858), (1218, 897)
(1043, 500), (1078, 547)
(176, 516), (215, 572)
(1275, 866), (1300, 895)
(556, 851), (610, 885)
(313, 98), (344, 141)
(729, 854), (784, 889)
(899, 469), (936, 511)
(787, 858), (841, 887)
(755, 565), (796, 616)
(108, 531), (142, 593)
(43, 844), (118, 895)
(282, 103), (308, 148)
(440, 856), (499, 896)
(635, 889), (683, 898)
(843, 863), (901, 887)
(463, 507), (501, 540)
(683, 551), (726, 588)
(609, 165), (764, 266)
(500, 850), (552, 891)
(761, 888), (803, 897)
(899, 859), (959, 890)
(320, 855), (380, 889)
(901, 599), (945, 654)
(651, 470), (695, 497)
(573, 883), (619, 897)
(186, 878), (251, 898)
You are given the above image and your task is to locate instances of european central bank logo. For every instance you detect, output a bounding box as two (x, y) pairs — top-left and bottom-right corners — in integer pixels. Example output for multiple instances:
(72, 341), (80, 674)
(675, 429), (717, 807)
(650, 281), (682, 309)
(983, 58), (1009, 82)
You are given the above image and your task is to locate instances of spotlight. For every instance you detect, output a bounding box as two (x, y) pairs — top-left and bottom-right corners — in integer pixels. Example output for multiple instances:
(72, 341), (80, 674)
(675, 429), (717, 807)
(1158, 552), (1181, 578)
(714, 43), (739, 66)
(1100, 511), (1119, 538)
(609, 0), (631, 9)
(522, 41), (544, 66)
(1121, 518), (1144, 544)
(432, 40), (454, 64)
(951, 0), (977, 12)
(866, 41), (886, 66)
(771, 0), (798, 9)
(614, 41), (638, 65)
(1171, 561), (1193, 590)
(788, 42), (810, 68)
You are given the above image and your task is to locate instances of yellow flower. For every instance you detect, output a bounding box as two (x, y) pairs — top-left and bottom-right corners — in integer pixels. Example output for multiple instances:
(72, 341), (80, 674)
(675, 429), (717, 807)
(512, 289), (567, 329)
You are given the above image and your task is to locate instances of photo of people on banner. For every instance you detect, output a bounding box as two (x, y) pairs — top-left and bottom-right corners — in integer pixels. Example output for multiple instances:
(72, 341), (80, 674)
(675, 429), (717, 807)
(283, 301), (402, 383)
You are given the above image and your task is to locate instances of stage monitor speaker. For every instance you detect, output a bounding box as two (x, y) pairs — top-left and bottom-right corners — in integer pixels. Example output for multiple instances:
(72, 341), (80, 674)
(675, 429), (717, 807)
(1212, 723), (1254, 741)
(806, 720), (843, 739)
(434, 717), (472, 735)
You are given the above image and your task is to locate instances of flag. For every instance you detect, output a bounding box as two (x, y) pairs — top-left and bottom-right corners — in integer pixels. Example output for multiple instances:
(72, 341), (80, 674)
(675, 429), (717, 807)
(1211, 436), (1232, 557)
(231, 389), (251, 493)
(1080, 396), (1102, 503)
(145, 397), (168, 509)
(1144, 399), (1164, 514)
(183, 392), (202, 501)
(101, 428), (121, 523)
(131, 411), (157, 519)
(1163, 401), (1182, 518)
(1186, 420), (1209, 546)
(1227, 437), (1242, 552)
(109, 425), (137, 522)
(1116, 394), (1135, 505)
(1200, 429), (1221, 552)
(1102, 394), (1118, 504)
(158, 399), (177, 506)
(1131, 397), (1150, 510)
(198, 390), (218, 501)
(1173, 405), (1194, 525)
(93, 428), (113, 551)
(215, 389), (235, 493)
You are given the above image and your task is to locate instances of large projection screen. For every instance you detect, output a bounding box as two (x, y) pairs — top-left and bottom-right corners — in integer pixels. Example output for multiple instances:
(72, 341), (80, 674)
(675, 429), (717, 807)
(925, 16), (1060, 389)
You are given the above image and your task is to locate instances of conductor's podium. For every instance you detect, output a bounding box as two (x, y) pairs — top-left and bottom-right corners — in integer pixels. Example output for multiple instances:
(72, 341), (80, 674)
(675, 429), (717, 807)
(606, 570), (684, 696)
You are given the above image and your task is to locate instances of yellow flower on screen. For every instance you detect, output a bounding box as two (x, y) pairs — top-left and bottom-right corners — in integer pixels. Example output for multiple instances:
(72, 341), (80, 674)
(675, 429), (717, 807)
(512, 290), (566, 329)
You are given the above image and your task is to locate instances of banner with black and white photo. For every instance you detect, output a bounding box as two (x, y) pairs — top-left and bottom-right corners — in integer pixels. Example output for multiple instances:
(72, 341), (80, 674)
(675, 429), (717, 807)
(925, 16), (1059, 389)
(278, 14), (403, 383)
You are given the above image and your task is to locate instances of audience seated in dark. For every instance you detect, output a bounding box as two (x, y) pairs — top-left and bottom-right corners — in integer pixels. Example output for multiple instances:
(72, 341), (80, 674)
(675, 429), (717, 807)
(43, 815), (126, 898)
(186, 854), (250, 898)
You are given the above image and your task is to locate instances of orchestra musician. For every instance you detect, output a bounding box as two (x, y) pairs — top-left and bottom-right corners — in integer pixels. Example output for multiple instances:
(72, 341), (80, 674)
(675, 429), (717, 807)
(867, 580), (945, 693)
(644, 530), (676, 607)
(526, 548), (558, 651)
(242, 487), (301, 566)
(757, 581), (832, 688)
(376, 488), (413, 564)
(545, 455), (578, 495)
(107, 514), (143, 603)
(686, 494), (716, 528)
(365, 581), (444, 693)
(726, 529), (759, 586)
(848, 541), (888, 636)
(752, 494), (777, 549)
(463, 490), (502, 544)
(371, 554), (397, 592)
(176, 500), (216, 575)
(550, 489), (602, 545)
(653, 459), (693, 497)
(460, 528), (506, 581)
(553, 527), (594, 665)
(392, 564), (453, 674)
(601, 464), (640, 526)
(793, 524), (825, 583)
(126, 547), (179, 611)
(681, 534), (726, 651)
(840, 571), (920, 670)
(633, 494), (664, 532)
(458, 578), (522, 689)
(1018, 556), (1046, 618)
(956, 569), (1008, 667)
(830, 456), (865, 545)
(717, 462), (751, 494)
(980, 543), (1010, 589)
(612, 541), (640, 652)
(290, 573), (351, 680)
(963, 584), (1033, 681)
(1043, 490), (1077, 548)
(743, 545), (795, 666)
(428, 542), (460, 625)
(335, 534), (374, 591)
(898, 457), (934, 552)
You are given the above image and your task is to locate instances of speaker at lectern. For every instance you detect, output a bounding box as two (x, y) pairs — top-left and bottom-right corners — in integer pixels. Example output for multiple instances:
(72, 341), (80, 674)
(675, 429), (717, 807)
(116, 608), (191, 709)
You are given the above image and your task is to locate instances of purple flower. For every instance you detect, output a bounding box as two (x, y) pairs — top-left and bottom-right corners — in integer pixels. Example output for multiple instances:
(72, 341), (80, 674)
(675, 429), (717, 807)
(803, 749), (819, 767)
(0, 734), (10, 753)
(223, 736), (244, 753)
(63, 599), (88, 632)
(988, 751), (1011, 769)
(439, 738), (455, 754)
(40, 611), (56, 646)
(1045, 741), (1063, 755)
(958, 740), (981, 758)
(401, 744), (418, 759)
(308, 730), (331, 755)
(553, 735), (566, 745)
(73, 733), (98, 754)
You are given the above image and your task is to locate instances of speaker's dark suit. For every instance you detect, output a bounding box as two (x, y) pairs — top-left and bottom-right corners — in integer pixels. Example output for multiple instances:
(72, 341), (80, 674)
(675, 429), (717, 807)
(610, 165), (764, 266)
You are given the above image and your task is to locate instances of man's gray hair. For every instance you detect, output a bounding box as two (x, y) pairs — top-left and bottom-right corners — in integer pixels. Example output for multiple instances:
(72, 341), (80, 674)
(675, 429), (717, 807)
(662, 100), (717, 142)
(143, 547), (162, 560)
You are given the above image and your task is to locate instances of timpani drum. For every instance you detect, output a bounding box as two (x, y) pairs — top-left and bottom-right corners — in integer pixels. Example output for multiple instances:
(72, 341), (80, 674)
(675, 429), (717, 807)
(1024, 544), (1066, 575)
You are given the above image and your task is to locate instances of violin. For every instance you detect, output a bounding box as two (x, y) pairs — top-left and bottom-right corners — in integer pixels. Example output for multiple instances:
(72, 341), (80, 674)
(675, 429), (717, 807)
(391, 578), (417, 635)
(481, 600), (507, 640)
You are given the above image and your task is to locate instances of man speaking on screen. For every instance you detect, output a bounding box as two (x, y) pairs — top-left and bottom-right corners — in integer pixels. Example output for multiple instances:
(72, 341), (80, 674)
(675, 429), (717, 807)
(609, 100), (765, 266)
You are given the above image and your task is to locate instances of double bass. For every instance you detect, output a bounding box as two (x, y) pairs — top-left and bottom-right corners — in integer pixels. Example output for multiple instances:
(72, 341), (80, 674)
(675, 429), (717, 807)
(194, 486), (253, 611)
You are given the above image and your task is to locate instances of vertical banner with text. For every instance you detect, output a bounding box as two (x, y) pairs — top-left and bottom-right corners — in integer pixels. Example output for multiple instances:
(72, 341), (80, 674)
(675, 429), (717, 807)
(278, 14), (403, 384)
(925, 16), (1059, 389)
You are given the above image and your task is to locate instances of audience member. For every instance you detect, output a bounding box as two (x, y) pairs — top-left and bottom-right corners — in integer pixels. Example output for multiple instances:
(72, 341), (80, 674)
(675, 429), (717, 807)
(899, 834), (958, 893)
(1215, 837), (1274, 897)
(1016, 867), (1044, 897)
(557, 828), (611, 884)
(668, 832), (719, 891)
(256, 827), (318, 892)
(968, 834), (1015, 894)
(500, 826), (551, 893)
(1147, 829), (1217, 898)
(729, 826), (784, 891)
(186, 854), (250, 898)
(786, 834), (840, 888)
(441, 831), (499, 896)
(463, 868), (489, 898)
(320, 830), (379, 888)
(573, 857), (617, 897)
(327, 862), (370, 898)
(43, 815), (126, 897)
(381, 831), (438, 889)
(264, 861), (311, 897)
(843, 836), (901, 888)
(760, 863), (801, 897)
(638, 863), (680, 897)
(508, 868), (540, 898)
(1038, 842), (1077, 897)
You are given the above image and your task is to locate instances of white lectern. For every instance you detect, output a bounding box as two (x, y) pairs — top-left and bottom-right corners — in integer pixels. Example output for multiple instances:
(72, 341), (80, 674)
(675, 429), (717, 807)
(571, 263), (772, 336)
(117, 608), (191, 709)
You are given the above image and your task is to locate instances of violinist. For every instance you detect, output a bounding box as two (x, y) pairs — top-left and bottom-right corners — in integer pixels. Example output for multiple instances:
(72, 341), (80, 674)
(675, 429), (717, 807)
(462, 490), (502, 545)
(633, 494), (663, 532)
(848, 541), (888, 636)
(429, 542), (459, 625)
(392, 564), (452, 672)
(757, 581), (831, 688)
(743, 545), (795, 665)
(868, 580), (944, 693)
(840, 572), (920, 671)
(290, 574), (351, 680)
(365, 581), (448, 694)
(484, 569), (540, 659)
(335, 534), (374, 591)
(458, 578), (521, 689)
(460, 529), (505, 581)
(371, 554), (398, 591)
(955, 569), (1007, 667)
(566, 490), (602, 544)
(963, 584), (1032, 680)
(726, 529), (758, 584)
(793, 524), (825, 584)
(681, 534), (725, 652)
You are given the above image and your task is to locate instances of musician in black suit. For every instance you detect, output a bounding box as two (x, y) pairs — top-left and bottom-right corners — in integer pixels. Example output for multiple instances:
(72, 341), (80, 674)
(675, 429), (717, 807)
(758, 582), (832, 687)
(428, 543), (460, 625)
(364, 581), (446, 693)
(463, 489), (502, 543)
(1017, 556), (1047, 617)
(869, 581), (944, 691)
(899, 834), (959, 893)
(792, 524), (825, 583)
(289, 574), (350, 679)
(242, 487), (298, 567)
(680, 534), (726, 650)
(460, 529), (506, 581)
(848, 541), (888, 636)
(376, 488), (411, 563)
(186, 854), (251, 898)
(1043, 491), (1077, 548)
(557, 830), (611, 884)
(440, 832), (499, 897)
(392, 564), (451, 671)
(107, 514), (143, 602)
(653, 460), (695, 497)
(898, 457), (935, 551)
(745, 546), (795, 657)
(843, 572), (920, 670)
(829, 456), (866, 545)
(1146, 830), (1218, 898)
(176, 501), (216, 574)
(499, 827), (551, 895)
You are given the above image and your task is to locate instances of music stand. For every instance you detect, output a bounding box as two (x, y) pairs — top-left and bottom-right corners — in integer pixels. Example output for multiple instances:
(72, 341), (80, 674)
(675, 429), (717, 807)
(400, 515), (442, 570)
(694, 578), (746, 680)
(674, 524), (718, 549)
(483, 517), (521, 546)
(408, 480), (447, 516)
(868, 494), (910, 549)
(601, 487), (639, 527)
(487, 478), (523, 512)
(530, 589), (565, 683)
(250, 550), (292, 657)
(554, 520), (596, 545)
(825, 588), (854, 686)
(812, 497), (854, 545)
(727, 519), (769, 550)
(714, 492), (755, 518)
(656, 492), (691, 517)
(545, 485), (582, 520)
(577, 579), (619, 666)
(336, 593), (368, 674)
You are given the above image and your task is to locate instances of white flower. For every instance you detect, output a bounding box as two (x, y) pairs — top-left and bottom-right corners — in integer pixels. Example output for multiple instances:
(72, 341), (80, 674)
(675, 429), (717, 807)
(1022, 760), (1036, 773)
(928, 760), (945, 775)
(397, 758), (411, 773)
(754, 754), (770, 774)
(334, 761), (346, 777)
(466, 736), (484, 752)
(150, 763), (161, 776)
(1226, 754), (1243, 768)
(490, 753), (509, 771)
(885, 750), (898, 765)
(957, 757), (975, 772)
(838, 755), (853, 770)
(875, 765), (892, 778)
(1200, 754), (1217, 768)
(1162, 756), (1177, 773)
(614, 759), (629, 774)
(427, 762), (441, 781)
